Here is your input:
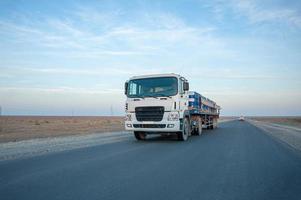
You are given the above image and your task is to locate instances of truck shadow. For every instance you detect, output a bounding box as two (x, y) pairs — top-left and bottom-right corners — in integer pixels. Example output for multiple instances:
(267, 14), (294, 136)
(136, 129), (216, 143)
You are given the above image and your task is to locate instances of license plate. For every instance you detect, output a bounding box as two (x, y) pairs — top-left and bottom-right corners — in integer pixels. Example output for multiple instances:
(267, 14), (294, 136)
(141, 121), (155, 124)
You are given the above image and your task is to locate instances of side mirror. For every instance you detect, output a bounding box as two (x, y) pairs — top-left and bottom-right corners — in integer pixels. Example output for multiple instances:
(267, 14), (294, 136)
(124, 82), (128, 95)
(183, 82), (189, 91)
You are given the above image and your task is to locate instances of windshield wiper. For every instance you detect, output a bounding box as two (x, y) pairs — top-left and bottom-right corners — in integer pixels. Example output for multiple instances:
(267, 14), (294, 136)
(154, 94), (172, 98)
(145, 96), (158, 99)
(133, 95), (145, 99)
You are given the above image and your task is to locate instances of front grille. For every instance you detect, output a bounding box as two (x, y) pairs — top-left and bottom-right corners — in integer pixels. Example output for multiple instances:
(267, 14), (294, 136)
(133, 124), (166, 128)
(135, 106), (164, 122)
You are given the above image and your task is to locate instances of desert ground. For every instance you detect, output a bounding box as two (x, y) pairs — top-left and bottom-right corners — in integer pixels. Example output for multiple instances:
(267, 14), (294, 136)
(0, 116), (124, 143)
(248, 116), (301, 128)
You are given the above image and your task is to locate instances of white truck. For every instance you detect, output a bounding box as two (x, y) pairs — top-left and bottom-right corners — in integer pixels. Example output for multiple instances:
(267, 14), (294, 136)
(124, 73), (220, 141)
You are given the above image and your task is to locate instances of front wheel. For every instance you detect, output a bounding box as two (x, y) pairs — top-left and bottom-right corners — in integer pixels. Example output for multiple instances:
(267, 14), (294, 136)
(134, 132), (147, 140)
(178, 118), (190, 141)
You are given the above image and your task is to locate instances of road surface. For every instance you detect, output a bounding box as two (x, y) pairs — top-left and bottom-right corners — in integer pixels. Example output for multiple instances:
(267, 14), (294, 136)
(1, 121), (301, 200)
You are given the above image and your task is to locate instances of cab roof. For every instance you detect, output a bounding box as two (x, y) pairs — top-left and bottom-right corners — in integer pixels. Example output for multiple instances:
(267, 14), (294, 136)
(129, 73), (187, 81)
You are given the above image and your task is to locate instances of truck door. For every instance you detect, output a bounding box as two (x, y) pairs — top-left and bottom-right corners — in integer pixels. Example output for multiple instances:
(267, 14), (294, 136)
(179, 80), (189, 112)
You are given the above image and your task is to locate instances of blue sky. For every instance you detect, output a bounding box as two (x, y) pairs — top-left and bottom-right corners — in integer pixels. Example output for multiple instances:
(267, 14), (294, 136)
(0, 0), (301, 116)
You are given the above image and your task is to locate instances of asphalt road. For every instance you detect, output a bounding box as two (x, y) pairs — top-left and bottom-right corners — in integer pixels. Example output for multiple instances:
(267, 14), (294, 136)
(1, 121), (301, 200)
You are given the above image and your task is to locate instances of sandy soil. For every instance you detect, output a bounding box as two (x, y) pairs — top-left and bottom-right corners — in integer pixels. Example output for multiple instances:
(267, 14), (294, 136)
(0, 116), (124, 143)
(249, 117), (301, 129)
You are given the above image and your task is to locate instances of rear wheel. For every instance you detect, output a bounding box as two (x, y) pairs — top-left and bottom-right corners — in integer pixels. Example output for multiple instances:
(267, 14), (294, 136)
(178, 118), (190, 141)
(207, 119), (214, 129)
(134, 132), (147, 140)
(213, 118), (218, 129)
(195, 118), (203, 136)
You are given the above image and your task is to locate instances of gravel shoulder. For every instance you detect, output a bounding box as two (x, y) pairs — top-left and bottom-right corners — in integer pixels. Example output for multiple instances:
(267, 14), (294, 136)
(248, 119), (301, 152)
(0, 131), (131, 161)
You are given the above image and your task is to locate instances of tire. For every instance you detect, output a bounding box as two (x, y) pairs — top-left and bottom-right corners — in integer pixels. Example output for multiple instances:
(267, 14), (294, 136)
(134, 132), (146, 140)
(206, 124), (211, 130)
(213, 118), (218, 129)
(191, 127), (197, 135)
(195, 118), (202, 136)
(178, 118), (190, 141)
(207, 119), (213, 130)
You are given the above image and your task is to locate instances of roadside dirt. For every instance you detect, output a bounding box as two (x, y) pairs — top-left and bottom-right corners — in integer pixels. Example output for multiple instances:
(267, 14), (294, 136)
(248, 119), (301, 152)
(0, 116), (124, 143)
(249, 117), (301, 129)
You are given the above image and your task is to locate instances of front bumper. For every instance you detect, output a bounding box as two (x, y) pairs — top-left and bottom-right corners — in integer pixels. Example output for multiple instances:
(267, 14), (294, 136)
(125, 112), (180, 132)
(125, 121), (180, 132)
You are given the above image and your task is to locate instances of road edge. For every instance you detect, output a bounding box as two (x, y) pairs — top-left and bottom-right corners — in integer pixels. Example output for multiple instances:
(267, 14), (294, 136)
(247, 119), (301, 153)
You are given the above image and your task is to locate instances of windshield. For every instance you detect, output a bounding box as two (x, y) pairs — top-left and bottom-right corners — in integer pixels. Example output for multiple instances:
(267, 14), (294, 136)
(127, 77), (178, 98)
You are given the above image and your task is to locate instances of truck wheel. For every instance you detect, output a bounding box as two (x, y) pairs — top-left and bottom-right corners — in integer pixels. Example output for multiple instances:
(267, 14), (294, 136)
(206, 124), (211, 130)
(195, 119), (202, 136)
(178, 118), (190, 141)
(213, 118), (218, 129)
(134, 132), (146, 140)
(207, 120), (213, 130)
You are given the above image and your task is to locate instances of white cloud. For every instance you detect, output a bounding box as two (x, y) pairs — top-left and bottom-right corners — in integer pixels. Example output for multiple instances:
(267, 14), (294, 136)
(205, 0), (301, 28)
(0, 86), (123, 95)
(0, 66), (174, 79)
(0, 21), (42, 35)
(72, 5), (122, 29)
(0, 8), (222, 58)
(232, 0), (301, 27)
(47, 19), (85, 37)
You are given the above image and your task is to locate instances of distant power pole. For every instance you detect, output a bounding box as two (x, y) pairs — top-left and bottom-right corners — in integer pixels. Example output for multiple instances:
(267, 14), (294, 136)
(0, 105), (2, 116)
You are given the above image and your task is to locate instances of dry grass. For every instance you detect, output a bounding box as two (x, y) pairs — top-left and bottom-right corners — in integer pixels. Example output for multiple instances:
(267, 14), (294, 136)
(0, 116), (124, 143)
(249, 116), (301, 128)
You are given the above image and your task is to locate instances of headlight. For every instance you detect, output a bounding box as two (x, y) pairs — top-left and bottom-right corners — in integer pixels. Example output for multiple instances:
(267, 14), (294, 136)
(125, 114), (132, 121)
(167, 112), (179, 121)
